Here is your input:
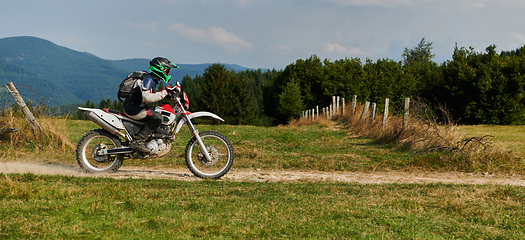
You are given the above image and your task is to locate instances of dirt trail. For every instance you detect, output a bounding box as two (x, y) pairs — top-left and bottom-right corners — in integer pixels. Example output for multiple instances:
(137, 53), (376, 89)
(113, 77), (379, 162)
(1, 161), (525, 186)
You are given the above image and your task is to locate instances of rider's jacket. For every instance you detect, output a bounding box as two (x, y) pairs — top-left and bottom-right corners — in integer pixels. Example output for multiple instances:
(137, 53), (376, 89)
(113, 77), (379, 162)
(123, 75), (168, 116)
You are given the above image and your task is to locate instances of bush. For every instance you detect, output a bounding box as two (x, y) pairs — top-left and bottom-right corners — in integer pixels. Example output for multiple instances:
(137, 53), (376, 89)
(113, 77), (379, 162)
(0, 105), (74, 159)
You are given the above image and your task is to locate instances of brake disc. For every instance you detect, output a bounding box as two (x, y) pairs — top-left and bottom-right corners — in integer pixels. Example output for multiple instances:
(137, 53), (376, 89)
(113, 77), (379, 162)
(91, 143), (109, 162)
(198, 146), (219, 166)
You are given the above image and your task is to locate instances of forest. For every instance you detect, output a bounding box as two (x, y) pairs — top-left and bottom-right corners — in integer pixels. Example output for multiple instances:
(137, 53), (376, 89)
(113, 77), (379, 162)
(78, 39), (525, 126)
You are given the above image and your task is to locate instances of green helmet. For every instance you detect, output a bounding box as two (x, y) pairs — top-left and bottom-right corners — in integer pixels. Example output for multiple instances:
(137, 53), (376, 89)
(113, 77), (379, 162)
(149, 57), (179, 83)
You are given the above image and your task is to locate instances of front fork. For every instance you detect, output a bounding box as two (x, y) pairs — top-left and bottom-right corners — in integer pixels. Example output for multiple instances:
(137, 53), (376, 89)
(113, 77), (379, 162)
(182, 114), (212, 162)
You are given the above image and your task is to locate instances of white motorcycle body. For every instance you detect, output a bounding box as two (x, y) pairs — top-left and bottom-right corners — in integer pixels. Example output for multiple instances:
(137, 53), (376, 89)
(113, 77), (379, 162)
(76, 92), (234, 179)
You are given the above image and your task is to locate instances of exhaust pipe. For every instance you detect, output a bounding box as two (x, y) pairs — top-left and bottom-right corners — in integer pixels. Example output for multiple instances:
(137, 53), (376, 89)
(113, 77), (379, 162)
(84, 111), (127, 139)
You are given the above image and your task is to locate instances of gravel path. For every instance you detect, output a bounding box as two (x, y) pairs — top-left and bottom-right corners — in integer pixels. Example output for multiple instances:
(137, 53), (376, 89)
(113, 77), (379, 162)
(1, 161), (524, 186)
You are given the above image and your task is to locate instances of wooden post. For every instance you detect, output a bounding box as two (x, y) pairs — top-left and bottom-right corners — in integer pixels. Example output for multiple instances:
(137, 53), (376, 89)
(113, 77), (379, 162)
(6, 82), (43, 135)
(341, 98), (345, 116)
(311, 109), (314, 122)
(382, 98), (389, 129)
(403, 98), (410, 129)
(336, 96), (340, 115)
(360, 101), (370, 121)
(369, 102), (376, 124)
(332, 96), (336, 117)
(316, 105), (319, 121)
(306, 110), (309, 120)
(329, 104), (333, 119)
(304, 110), (308, 119)
(351, 95), (357, 114)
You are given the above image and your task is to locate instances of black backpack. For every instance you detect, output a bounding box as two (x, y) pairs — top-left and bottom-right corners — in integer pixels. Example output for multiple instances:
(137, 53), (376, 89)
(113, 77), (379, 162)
(117, 71), (148, 102)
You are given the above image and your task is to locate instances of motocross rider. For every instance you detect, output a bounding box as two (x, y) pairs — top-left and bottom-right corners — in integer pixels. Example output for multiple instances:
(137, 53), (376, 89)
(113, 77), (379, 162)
(124, 57), (180, 153)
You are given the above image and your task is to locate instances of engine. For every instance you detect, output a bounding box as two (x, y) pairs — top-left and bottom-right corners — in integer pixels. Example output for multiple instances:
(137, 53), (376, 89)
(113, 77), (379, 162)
(145, 139), (171, 158)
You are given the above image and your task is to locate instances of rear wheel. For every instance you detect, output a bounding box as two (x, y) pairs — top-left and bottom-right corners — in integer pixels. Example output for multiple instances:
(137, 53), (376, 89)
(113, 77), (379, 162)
(185, 131), (234, 179)
(76, 129), (124, 173)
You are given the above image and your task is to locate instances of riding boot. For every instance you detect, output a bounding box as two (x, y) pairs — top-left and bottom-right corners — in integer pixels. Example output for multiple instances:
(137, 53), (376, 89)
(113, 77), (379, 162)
(130, 125), (155, 153)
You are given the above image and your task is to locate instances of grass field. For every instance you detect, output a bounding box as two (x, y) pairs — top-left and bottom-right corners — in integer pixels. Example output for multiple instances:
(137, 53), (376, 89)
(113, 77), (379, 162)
(58, 120), (525, 174)
(1, 117), (525, 238)
(1, 173), (524, 239)
(57, 120), (419, 172)
(460, 125), (525, 153)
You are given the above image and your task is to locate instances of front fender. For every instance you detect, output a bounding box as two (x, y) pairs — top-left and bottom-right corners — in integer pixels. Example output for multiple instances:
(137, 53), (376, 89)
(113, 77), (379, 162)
(175, 111), (225, 133)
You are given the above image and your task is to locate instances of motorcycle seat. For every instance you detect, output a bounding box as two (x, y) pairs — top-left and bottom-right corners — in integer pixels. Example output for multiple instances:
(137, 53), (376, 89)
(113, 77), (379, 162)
(103, 108), (125, 116)
(103, 108), (147, 124)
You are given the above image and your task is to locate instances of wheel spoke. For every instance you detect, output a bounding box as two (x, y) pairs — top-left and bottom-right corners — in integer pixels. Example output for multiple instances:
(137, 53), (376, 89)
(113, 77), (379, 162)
(77, 129), (124, 173)
(185, 131), (234, 179)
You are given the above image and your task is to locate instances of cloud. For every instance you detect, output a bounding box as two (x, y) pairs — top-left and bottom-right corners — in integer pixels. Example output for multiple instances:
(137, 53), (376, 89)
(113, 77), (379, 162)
(325, 0), (415, 8)
(324, 43), (370, 56)
(169, 23), (253, 52)
(125, 22), (158, 33)
(510, 30), (525, 43)
(267, 45), (294, 56)
(269, 45), (292, 52)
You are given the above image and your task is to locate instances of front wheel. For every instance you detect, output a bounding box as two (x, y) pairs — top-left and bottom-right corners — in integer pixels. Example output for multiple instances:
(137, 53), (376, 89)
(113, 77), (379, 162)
(76, 129), (124, 173)
(185, 131), (234, 179)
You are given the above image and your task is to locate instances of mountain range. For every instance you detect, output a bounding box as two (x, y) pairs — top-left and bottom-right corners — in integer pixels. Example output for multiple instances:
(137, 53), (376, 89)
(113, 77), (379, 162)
(0, 36), (250, 107)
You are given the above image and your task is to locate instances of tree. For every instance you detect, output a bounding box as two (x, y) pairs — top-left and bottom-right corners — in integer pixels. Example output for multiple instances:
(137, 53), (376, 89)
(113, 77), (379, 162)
(278, 79), (304, 121)
(438, 44), (525, 124)
(402, 38), (436, 66)
(199, 63), (257, 125)
(263, 55), (326, 124)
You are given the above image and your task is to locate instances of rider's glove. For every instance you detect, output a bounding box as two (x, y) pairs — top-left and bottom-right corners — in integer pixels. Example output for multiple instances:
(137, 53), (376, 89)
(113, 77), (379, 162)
(164, 85), (181, 94)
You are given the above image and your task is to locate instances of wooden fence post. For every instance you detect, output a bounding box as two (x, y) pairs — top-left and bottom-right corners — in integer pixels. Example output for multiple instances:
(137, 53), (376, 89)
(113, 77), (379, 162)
(369, 102), (376, 124)
(351, 95), (357, 114)
(382, 98), (389, 129)
(329, 104), (333, 119)
(6, 82), (43, 135)
(341, 98), (345, 116)
(403, 98), (410, 129)
(360, 101), (370, 121)
(336, 96), (340, 115)
(316, 105), (319, 121)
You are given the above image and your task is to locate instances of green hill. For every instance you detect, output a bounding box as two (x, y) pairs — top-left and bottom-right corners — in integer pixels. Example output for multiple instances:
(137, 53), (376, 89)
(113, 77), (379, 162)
(0, 36), (251, 108)
(0, 36), (131, 106)
(0, 58), (82, 106)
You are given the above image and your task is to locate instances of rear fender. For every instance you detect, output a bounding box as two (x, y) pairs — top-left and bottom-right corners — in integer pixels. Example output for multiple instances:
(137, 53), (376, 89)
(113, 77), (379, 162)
(175, 111), (224, 133)
(79, 107), (126, 130)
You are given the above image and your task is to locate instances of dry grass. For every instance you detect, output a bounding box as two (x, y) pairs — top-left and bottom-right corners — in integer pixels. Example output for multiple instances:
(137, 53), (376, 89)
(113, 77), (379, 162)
(355, 99), (520, 173)
(343, 105), (464, 153)
(288, 116), (335, 129)
(0, 107), (74, 159)
(293, 98), (523, 173)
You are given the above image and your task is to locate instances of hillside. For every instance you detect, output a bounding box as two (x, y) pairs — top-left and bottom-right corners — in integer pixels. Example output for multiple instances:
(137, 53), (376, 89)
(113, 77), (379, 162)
(0, 58), (82, 106)
(0, 36), (130, 106)
(0, 36), (251, 107)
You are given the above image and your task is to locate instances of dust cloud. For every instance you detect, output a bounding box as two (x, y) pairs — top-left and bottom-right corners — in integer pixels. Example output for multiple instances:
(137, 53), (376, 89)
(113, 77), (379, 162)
(0, 161), (83, 176)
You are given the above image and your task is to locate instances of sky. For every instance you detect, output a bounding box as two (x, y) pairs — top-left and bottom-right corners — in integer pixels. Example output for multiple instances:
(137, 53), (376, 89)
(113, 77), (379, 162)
(1, 0), (525, 69)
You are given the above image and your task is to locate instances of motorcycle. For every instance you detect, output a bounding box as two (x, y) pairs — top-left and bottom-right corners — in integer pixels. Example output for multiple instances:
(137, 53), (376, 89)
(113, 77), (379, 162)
(75, 83), (234, 179)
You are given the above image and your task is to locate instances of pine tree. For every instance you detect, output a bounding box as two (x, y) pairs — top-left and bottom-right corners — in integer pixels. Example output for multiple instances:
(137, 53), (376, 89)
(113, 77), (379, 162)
(278, 79), (304, 121)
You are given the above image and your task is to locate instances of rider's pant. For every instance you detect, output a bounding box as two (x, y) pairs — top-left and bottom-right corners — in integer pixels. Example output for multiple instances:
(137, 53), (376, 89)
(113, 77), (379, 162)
(124, 107), (163, 131)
